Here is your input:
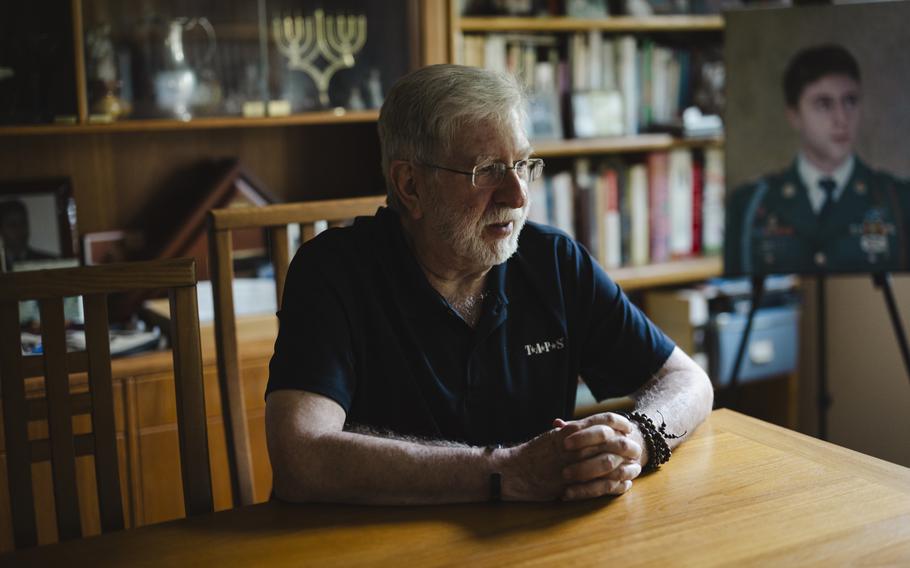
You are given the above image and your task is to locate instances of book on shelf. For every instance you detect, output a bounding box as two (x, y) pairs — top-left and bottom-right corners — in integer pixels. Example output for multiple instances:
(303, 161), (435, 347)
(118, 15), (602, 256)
(628, 163), (650, 266)
(701, 146), (725, 254)
(668, 148), (694, 257)
(459, 32), (724, 141)
(530, 148), (724, 271)
(647, 151), (670, 264)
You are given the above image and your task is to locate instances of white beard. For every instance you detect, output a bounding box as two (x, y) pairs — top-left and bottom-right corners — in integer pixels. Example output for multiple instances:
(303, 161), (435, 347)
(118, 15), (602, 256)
(426, 193), (527, 267)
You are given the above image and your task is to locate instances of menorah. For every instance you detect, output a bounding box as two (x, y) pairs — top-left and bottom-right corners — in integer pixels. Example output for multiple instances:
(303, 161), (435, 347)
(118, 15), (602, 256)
(272, 9), (367, 108)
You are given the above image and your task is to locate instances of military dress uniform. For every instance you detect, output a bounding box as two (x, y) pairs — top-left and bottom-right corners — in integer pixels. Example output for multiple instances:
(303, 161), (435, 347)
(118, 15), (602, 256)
(724, 158), (910, 275)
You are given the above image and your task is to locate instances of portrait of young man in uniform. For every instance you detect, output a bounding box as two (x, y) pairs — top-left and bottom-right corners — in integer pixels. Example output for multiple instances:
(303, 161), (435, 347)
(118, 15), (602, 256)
(724, 43), (910, 275)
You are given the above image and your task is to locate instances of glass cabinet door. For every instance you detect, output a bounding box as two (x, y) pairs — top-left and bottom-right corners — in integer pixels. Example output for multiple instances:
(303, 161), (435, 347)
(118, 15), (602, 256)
(80, 0), (416, 123)
(0, 0), (78, 125)
(264, 0), (412, 113)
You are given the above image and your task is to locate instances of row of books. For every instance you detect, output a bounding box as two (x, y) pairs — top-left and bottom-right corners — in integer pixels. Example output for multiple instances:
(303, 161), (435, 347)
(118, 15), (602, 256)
(527, 147), (724, 268)
(460, 32), (722, 138)
(460, 0), (729, 17)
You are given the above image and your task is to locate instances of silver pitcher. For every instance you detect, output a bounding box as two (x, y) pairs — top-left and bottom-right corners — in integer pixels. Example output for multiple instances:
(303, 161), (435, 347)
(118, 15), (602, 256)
(153, 17), (216, 121)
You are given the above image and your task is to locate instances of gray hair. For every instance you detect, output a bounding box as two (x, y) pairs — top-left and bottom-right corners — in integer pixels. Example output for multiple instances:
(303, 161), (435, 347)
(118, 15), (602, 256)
(377, 64), (528, 210)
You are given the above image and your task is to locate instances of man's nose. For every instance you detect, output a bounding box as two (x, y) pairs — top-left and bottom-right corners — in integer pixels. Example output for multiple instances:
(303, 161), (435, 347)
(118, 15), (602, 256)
(832, 102), (850, 126)
(494, 169), (528, 210)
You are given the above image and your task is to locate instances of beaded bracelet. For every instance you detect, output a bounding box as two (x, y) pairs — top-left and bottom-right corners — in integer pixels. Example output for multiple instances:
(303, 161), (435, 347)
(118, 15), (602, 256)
(621, 411), (686, 472)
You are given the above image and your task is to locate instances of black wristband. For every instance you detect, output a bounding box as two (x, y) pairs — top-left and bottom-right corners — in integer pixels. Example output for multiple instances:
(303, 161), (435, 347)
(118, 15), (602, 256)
(485, 444), (503, 502)
(489, 472), (502, 502)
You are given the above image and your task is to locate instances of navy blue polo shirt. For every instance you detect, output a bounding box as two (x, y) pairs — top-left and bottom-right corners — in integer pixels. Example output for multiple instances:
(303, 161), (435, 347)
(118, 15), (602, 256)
(266, 207), (674, 446)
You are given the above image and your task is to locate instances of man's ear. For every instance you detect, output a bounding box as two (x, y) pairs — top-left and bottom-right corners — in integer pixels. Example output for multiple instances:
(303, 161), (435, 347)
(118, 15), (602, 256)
(390, 160), (425, 220)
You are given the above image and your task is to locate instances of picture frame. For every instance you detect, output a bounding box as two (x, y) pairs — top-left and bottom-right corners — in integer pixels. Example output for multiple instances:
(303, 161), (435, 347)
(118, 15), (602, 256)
(0, 178), (78, 272)
(571, 91), (623, 138)
(526, 92), (563, 141)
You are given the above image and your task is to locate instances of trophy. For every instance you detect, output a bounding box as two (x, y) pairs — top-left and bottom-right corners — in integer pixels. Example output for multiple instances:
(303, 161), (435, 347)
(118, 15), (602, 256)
(272, 9), (367, 108)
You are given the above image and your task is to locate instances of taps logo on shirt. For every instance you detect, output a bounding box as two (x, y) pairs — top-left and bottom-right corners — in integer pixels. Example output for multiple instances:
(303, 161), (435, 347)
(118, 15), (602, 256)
(523, 337), (565, 356)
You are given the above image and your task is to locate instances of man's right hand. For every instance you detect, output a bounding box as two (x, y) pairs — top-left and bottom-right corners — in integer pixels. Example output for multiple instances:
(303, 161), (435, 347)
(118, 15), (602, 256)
(498, 413), (641, 501)
(498, 413), (643, 502)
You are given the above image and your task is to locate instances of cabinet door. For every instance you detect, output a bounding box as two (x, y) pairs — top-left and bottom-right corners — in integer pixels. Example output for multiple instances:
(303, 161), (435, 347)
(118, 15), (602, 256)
(0, 1), (78, 125)
(79, 0), (420, 122)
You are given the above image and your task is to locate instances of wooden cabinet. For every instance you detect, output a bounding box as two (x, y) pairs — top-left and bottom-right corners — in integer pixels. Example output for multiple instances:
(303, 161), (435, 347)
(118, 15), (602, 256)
(1, 1), (447, 237)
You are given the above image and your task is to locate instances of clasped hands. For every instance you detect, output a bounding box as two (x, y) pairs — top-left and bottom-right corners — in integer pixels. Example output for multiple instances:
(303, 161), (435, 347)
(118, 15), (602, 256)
(501, 412), (645, 502)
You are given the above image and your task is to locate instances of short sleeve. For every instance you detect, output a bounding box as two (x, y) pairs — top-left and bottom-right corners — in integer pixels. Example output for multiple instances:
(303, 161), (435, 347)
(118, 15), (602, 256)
(574, 243), (675, 400)
(265, 252), (357, 412)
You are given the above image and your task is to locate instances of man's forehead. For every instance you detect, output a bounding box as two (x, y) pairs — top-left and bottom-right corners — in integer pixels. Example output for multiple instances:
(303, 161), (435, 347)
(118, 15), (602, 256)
(804, 74), (861, 97)
(451, 125), (532, 163)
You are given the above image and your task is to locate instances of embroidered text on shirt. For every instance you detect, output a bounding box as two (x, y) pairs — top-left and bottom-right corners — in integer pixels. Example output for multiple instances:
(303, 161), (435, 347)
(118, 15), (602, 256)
(524, 337), (565, 356)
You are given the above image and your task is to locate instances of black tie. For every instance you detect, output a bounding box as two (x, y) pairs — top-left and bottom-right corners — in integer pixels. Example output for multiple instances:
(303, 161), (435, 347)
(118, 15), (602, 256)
(818, 178), (837, 222)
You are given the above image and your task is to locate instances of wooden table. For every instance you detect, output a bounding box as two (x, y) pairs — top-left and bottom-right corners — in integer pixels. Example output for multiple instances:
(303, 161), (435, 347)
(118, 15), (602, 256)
(4, 409), (909, 566)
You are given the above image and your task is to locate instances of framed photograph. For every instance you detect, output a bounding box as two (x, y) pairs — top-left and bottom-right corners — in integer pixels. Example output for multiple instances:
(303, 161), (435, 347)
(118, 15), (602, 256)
(0, 178), (77, 272)
(526, 92), (563, 141)
(83, 229), (146, 266)
(571, 91), (623, 138)
(723, 2), (910, 276)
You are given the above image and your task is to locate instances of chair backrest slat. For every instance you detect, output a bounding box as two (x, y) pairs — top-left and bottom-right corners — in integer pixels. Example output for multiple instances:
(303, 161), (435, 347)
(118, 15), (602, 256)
(22, 352), (88, 379)
(31, 433), (95, 462)
(38, 297), (82, 542)
(207, 228), (255, 507)
(169, 285), (214, 516)
(0, 299), (38, 549)
(0, 258), (213, 549)
(301, 223), (316, 243)
(83, 293), (125, 533)
(268, 225), (290, 308)
(207, 195), (385, 507)
(28, 391), (93, 421)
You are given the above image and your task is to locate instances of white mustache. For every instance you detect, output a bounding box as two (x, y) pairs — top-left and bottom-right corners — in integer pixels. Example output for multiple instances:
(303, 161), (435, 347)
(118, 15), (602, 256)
(483, 209), (524, 225)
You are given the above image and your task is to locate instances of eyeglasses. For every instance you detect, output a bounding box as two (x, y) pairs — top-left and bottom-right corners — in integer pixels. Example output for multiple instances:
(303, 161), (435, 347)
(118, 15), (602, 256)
(419, 158), (545, 189)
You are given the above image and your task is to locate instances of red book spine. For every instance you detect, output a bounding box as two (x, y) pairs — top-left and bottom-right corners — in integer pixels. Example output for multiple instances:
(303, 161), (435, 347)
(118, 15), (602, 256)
(691, 153), (704, 256)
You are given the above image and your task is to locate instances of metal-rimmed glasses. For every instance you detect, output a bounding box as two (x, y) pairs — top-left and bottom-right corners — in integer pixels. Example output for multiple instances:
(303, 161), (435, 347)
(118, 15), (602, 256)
(419, 158), (545, 189)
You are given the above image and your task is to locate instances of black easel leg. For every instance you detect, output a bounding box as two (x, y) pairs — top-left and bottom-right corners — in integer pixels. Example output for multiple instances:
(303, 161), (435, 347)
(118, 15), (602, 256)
(725, 275), (766, 410)
(817, 276), (830, 441)
(872, 272), (910, 385)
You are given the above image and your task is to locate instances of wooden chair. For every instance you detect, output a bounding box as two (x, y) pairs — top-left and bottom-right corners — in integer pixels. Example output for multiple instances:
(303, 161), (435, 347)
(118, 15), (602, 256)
(207, 195), (386, 506)
(0, 258), (213, 549)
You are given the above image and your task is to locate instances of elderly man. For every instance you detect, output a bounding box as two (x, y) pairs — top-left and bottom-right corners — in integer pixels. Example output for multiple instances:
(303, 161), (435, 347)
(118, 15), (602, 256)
(266, 64), (713, 504)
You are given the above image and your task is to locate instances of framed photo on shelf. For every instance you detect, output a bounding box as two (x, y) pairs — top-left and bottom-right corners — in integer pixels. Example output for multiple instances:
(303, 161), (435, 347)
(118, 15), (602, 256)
(0, 178), (78, 273)
(526, 92), (563, 141)
(571, 91), (623, 138)
(83, 229), (146, 266)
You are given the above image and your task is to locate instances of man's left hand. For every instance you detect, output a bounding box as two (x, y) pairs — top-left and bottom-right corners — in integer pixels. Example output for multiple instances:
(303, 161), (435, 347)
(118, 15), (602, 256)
(553, 413), (644, 501)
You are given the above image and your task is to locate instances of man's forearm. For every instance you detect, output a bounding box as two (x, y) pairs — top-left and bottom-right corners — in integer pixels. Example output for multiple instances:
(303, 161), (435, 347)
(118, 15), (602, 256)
(629, 347), (714, 455)
(271, 429), (499, 505)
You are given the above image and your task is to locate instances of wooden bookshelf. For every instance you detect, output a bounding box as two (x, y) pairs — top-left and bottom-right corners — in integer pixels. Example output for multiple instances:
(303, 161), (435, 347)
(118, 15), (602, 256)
(610, 256), (723, 291)
(457, 15), (724, 33)
(0, 110), (380, 136)
(533, 134), (723, 158)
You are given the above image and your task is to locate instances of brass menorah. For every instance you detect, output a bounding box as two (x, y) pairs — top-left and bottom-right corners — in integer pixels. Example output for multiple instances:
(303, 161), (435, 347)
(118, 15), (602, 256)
(272, 9), (367, 108)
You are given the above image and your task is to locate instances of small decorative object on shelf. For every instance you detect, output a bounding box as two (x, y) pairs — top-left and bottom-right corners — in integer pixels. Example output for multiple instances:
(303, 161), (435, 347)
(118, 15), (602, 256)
(86, 23), (131, 121)
(153, 17), (218, 121)
(272, 9), (367, 108)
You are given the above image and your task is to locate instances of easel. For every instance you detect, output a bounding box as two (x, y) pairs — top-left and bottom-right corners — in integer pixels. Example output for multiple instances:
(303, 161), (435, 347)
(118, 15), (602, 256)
(727, 271), (910, 440)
